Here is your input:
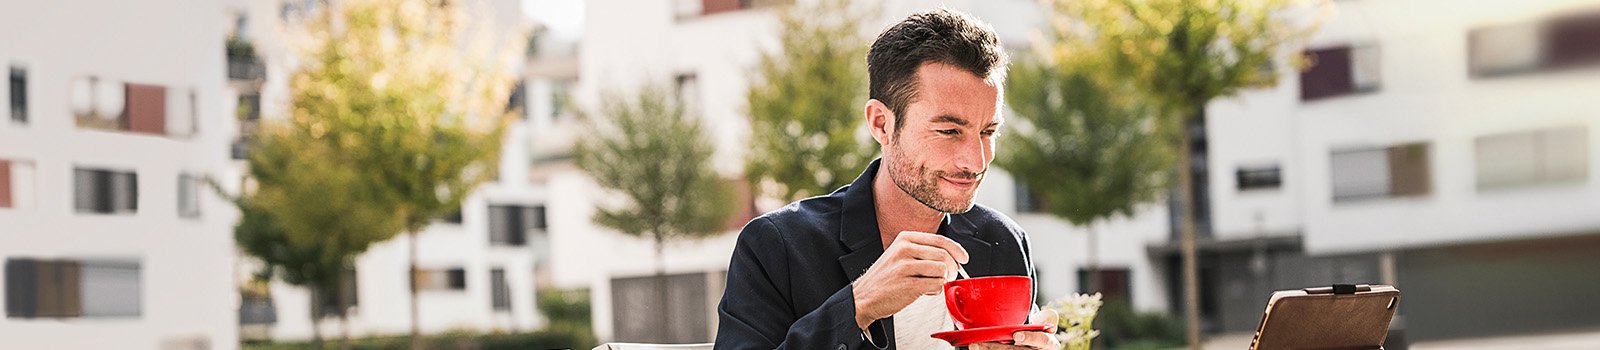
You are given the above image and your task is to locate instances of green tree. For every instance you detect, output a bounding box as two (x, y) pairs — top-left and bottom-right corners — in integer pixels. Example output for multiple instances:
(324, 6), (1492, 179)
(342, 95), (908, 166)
(745, 0), (876, 201)
(221, 122), (408, 350)
(997, 51), (1177, 296)
(576, 83), (735, 270)
(1039, 0), (1326, 347)
(284, 0), (524, 348)
(574, 83), (735, 341)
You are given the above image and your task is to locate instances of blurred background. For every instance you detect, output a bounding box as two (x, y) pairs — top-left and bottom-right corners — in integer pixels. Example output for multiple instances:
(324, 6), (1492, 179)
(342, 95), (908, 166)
(2, 0), (1599, 349)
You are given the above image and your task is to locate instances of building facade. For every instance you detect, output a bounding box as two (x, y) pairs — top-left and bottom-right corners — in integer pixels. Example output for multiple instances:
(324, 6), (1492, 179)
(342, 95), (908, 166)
(221, 0), (547, 342)
(0, 0), (238, 349)
(562, 0), (1600, 345)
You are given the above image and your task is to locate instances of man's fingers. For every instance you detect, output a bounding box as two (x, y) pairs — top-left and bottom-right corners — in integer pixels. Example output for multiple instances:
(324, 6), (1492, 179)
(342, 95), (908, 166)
(969, 342), (1026, 350)
(1011, 331), (1054, 349)
(897, 260), (948, 279)
(895, 231), (970, 264)
(898, 244), (960, 279)
(900, 244), (954, 263)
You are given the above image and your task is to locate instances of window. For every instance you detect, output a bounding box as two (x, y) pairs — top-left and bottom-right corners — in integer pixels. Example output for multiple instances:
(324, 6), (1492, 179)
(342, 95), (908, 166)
(227, 36), (263, 81)
(507, 80), (527, 119)
(1300, 45), (1381, 101)
(439, 207), (463, 224)
(316, 268), (358, 317)
(1330, 143), (1431, 202)
(1236, 164), (1283, 191)
(675, 73), (700, 115)
(73, 78), (168, 135)
(1543, 11), (1600, 69)
(1077, 267), (1131, 303)
(489, 205), (545, 246)
(550, 80), (570, 122)
(490, 268), (510, 311)
(0, 160), (11, 208)
(1470, 11), (1600, 78)
(1475, 126), (1589, 191)
(74, 168), (138, 214)
(237, 94), (261, 121)
(6, 258), (141, 318)
(611, 272), (715, 343)
(414, 268), (466, 291)
(0, 159), (35, 210)
(1014, 181), (1046, 213)
(178, 173), (201, 218)
(9, 65), (25, 124)
(1470, 23), (1543, 77)
(167, 89), (198, 137)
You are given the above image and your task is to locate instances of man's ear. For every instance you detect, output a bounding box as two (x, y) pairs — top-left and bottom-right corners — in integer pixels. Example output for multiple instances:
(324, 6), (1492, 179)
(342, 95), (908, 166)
(865, 99), (894, 146)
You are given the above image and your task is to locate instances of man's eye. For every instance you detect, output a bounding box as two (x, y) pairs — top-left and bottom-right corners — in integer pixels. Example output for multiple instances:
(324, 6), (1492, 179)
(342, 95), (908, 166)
(936, 129), (959, 135)
(981, 130), (998, 137)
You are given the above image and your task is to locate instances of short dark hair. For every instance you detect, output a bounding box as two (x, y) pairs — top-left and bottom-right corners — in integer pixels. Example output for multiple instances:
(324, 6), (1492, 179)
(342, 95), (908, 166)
(867, 8), (1008, 133)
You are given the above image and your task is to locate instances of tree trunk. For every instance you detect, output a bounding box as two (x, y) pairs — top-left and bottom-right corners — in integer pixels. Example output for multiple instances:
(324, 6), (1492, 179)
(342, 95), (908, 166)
(310, 285), (325, 350)
(1086, 224), (1101, 296)
(409, 229), (423, 350)
(654, 230), (669, 343)
(1177, 114), (1202, 350)
(338, 270), (353, 350)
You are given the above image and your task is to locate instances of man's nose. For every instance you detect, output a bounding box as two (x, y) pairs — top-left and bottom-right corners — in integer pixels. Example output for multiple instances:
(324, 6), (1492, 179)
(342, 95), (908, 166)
(953, 134), (987, 174)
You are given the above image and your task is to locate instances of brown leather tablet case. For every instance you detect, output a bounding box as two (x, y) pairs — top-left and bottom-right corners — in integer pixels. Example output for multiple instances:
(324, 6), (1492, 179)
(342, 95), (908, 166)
(1248, 284), (1401, 350)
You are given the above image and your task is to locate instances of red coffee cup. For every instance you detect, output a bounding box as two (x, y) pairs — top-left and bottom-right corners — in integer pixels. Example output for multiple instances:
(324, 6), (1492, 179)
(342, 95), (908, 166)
(943, 275), (1033, 329)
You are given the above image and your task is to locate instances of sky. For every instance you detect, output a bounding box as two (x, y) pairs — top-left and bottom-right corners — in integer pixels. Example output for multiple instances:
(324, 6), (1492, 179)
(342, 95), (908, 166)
(521, 0), (584, 39)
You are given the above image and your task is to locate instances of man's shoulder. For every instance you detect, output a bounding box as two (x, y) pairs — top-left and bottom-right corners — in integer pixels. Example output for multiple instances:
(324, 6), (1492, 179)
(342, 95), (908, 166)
(738, 191), (844, 241)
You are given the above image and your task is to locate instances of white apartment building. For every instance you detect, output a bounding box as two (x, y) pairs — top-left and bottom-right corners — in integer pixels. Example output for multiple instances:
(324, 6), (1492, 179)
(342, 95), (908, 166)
(553, 0), (1600, 346)
(543, 0), (1178, 344)
(1197, 0), (1600, 341)
(0, 0), (238, 349)
(221, 0), (549, 342)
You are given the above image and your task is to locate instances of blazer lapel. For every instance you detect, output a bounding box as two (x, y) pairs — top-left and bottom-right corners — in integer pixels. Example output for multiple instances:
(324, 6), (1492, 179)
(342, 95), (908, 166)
(838, 159), (885, 282)
(941, 213), (998, 277)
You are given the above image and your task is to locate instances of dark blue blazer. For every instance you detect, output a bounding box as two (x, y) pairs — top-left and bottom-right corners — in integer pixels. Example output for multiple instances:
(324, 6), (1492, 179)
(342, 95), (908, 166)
(715, 159), (1039, 350)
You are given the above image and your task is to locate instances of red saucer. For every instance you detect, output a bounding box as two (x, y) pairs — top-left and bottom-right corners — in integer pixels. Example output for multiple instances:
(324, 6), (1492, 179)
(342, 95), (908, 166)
(930, 324), (1055, 347)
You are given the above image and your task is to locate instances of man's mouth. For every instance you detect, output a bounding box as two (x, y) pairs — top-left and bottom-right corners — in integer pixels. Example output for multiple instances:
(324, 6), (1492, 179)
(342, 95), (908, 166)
(941, 176), (977, 187)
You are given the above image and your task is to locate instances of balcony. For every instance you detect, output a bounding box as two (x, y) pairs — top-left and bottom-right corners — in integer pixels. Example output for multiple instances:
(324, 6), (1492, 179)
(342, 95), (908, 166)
(227, 37), (265, 82)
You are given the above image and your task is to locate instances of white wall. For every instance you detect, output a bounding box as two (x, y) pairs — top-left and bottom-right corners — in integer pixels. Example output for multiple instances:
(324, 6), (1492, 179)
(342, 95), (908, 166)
(1277, 0), (1600, 254)
(0, 0), (238, 349)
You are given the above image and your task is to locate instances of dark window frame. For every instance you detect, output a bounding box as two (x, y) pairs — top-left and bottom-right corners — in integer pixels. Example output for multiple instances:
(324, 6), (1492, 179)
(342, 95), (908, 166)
(73, 168), (138, 215)
(490, 268), (510, 311)
(1236, 164), (1283, 191)
(9, 65), (26, 124)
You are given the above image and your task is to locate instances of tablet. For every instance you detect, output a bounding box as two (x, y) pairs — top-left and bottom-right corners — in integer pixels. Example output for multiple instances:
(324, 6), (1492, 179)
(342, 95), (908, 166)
(1248, 284), (1401, 350)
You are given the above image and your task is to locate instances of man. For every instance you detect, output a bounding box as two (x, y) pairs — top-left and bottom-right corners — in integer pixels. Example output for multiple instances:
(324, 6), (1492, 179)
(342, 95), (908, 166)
(716, 9), (1058, 350)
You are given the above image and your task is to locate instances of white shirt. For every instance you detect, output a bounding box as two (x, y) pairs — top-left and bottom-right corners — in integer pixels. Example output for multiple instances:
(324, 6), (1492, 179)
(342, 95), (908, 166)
(892, 293), (956, 349)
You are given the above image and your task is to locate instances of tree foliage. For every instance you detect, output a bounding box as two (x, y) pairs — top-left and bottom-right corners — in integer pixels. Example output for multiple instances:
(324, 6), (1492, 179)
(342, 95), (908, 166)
(745, 0), (877, 201)
(286, 0), (522, 233)
(1041, 0), (1325, 113)
(575, 83), (735, 244)
(998, 52), (1177, 226)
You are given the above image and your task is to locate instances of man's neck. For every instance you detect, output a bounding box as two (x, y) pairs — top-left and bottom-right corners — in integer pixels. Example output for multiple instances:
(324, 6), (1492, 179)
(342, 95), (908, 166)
(872, 166), (945, 250)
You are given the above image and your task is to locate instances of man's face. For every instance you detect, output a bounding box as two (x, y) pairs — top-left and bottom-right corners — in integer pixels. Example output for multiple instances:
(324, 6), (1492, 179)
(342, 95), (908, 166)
(882, 62), (1002, 214)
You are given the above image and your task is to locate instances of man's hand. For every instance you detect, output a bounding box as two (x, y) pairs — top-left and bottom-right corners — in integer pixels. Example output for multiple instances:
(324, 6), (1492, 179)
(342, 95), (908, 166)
(970, 309), (1061, 350)
(851, 231), (970, 330)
